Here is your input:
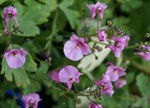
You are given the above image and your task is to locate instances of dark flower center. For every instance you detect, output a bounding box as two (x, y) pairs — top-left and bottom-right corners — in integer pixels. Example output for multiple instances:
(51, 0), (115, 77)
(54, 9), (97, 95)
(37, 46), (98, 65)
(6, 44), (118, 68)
(69, 76), (73, 80)
(13, 52), (17, 57)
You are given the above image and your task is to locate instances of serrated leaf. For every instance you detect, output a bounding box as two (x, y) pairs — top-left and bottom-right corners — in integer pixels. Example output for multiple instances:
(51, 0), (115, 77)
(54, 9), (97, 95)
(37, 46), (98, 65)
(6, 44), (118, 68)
(23, 0), (50, 24)
(13, 68), (30, 87)
(24, 53), (37, 72)
(38, 0), (57, 12)
(59, 0), (80, 29)
(15, 21), (40, 37)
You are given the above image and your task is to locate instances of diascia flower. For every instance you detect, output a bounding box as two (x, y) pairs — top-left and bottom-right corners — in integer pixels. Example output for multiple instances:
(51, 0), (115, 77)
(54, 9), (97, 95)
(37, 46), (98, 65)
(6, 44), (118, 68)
(89, 102), (103, 108)
(115, 79), (126, 89)
(95, 75), (114, 97)
(3, 6), (19, 26)
(106, 36), (130, 57)
(50, 70), (60, 83)
(4, 48), (27, 69)
(134, 45), (150, 61)
(98, 30), (107, 42)
(87, 2), (107, 20)
(105, 62), (126, 82)
(59, 65), (82, 91)
(22, 93), (41, 108)
(4, 26), (10, 36)
(64, 34), (91, 61)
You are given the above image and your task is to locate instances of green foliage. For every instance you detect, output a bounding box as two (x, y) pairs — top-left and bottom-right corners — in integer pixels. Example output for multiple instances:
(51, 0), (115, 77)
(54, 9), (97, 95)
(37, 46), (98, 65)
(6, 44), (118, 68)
(0, 0), (150, 107)
(134, 73), (150, 108)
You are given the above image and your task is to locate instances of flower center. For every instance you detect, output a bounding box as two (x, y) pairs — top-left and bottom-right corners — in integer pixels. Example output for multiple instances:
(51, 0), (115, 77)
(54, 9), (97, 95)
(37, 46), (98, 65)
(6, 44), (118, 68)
(13, 52), (17, 57)
(29, 100), (34, 108)
(76, 45), (80, 48)
(113, 69), (118, 73)
(69, 76), (73, 80)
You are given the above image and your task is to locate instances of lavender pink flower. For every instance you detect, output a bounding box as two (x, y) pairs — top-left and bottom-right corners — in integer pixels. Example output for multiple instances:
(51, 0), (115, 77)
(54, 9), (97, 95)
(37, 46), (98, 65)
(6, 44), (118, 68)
(115, 79), (126, 89)
(4, 48), (27, 69)
(89, 102), (103, 108)
(4, 26), (10, 36)
(134, 45), (150, 61)
(58, 65), (82, 91)
(106, 36), (130, 57)
(98, 30), (107, 42)
(95, 75), (114, 97)
(105, 62), (126, 82)
(50, 70), (60, 83)
(22, 93), (41, 108)
(3, 6), (19, 26)
(87, 2), (107, 20)
(64, 34), (91, 61)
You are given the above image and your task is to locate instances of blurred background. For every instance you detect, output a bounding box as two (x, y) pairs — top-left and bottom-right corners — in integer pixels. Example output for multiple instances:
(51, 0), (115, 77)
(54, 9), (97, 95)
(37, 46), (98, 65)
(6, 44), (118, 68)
(0, 0), (150, 108)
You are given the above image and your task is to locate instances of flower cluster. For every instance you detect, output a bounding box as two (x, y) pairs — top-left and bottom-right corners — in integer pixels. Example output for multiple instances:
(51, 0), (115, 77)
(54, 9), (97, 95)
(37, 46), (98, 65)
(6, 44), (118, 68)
(95, 62), (126, 97)
(107, 36), (130, 57)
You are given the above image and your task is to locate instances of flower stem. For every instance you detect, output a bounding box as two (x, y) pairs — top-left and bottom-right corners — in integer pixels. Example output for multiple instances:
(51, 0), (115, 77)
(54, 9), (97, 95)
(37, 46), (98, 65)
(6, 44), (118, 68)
(8, 18), (14, 49)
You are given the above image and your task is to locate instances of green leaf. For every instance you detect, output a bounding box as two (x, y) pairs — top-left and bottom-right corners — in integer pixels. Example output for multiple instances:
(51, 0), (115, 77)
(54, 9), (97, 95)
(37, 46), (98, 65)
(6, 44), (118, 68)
(13, 68), (30, 87)
(121, 0), (143, 12)
(24, 53), (37, 72)
(23, 80), (41, 94)
(59, 0), (80, 29)
(1, 59), (13, 82)
(14, 0), (53, 37)
(15, 20), (40, 37)
(0, 0), (6, 5)
(1, 58), (30, 88)
(136, 73), (150, 97)
(37, 63), (49, 75)
(38, 0), (57, 12)
(23, 0), (50, 24)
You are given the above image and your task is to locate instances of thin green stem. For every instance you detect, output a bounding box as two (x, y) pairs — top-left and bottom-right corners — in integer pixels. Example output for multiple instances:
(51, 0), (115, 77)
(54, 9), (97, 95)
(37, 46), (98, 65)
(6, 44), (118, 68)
(8, 18), (14, 49)
(97, 16), (100, 31)
(45, 8), (58, 50)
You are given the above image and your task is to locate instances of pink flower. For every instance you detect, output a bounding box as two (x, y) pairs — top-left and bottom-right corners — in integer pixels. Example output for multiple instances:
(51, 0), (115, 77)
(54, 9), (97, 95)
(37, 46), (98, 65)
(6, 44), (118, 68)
(59, 65), (82, 91)
(95, 75), (114, 97)
(107, 36), (130, 57)
(22, 93), (41, 108)
(4, 26), (10, 36)
(89, 102), (103, 108)
(134, 45), (150, 61)
(64, 34), (91, 61)
(87, 2), (107, 20)
(4, 48), (27, 69)
(115, 79), (126, 89)
(3, 6), (19, 26)
(105, 62), (126, 82)
(50, 70), (60, 83)
(98, 30), (107, 42)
